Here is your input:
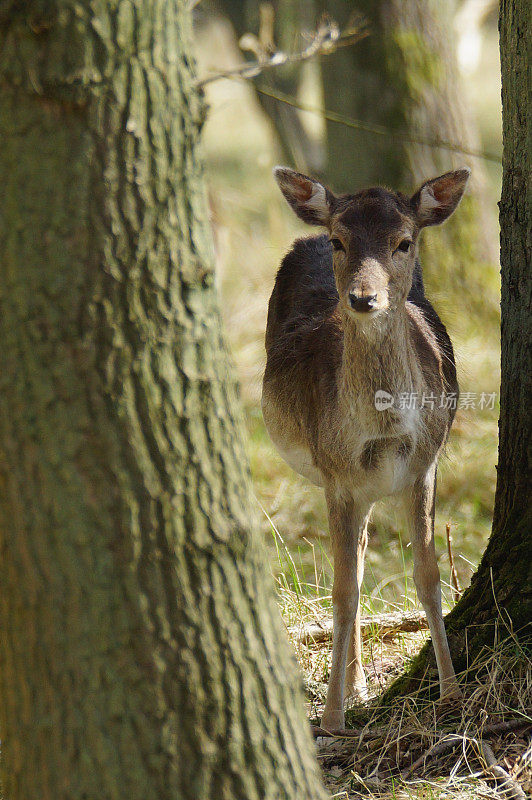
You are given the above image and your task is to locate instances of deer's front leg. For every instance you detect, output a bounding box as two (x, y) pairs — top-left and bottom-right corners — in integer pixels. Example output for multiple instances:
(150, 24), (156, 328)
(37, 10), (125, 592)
(405, 465), (461, 700)
(321, 490), (372, 731)
(345, 521), (369, 700)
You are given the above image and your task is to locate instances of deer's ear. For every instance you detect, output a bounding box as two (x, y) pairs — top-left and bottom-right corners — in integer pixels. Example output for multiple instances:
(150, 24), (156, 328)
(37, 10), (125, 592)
(411, 168), (470, 227)
(274, 167), (333, 226)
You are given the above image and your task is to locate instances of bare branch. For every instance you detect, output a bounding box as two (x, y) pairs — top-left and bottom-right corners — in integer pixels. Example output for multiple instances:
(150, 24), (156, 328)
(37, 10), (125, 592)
(254, 86), (502, 164)
(196, 13), (368, 88)
(312, 717), (531, 743)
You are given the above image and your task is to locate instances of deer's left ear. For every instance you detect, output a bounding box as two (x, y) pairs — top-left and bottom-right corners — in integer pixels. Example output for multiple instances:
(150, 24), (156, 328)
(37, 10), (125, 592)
(411, 168), (471, 227)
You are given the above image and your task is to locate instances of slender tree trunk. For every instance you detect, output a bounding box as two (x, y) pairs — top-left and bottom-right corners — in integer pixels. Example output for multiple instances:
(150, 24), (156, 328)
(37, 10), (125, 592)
(0, 3), (326, 799)
(318, 0), (498, 300)
(386, 0), (531, 699)
(447, 0), (532, 648)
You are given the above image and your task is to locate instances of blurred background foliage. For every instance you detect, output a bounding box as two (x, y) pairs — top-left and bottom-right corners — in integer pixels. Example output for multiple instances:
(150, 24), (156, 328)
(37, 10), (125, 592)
(192, 0), (501, 608)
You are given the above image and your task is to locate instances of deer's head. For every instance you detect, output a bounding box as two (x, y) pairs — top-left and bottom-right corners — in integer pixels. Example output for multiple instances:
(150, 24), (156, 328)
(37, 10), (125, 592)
(274, 167), (470, 323)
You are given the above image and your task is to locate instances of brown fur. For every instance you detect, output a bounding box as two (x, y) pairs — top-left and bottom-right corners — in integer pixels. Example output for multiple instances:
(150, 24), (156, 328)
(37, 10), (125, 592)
(263, 169), (469, 729)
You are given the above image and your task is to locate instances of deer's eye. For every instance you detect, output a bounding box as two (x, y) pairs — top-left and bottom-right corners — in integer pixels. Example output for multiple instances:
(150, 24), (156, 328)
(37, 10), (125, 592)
(329, 238), (345, 252)
(396, 239), (413, 254)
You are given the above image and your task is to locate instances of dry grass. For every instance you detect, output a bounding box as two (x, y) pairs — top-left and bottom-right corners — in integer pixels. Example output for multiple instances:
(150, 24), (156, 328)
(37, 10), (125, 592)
(268, 511), (430, 703)
(271, 529), (531, 799)
(315, 637), (531, 799)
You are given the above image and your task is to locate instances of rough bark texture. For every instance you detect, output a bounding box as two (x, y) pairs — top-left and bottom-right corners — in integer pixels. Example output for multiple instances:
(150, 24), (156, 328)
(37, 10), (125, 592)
(385, 0), (531, 700)
(318, 0), (498, 301)
(0, 3), (326, 799)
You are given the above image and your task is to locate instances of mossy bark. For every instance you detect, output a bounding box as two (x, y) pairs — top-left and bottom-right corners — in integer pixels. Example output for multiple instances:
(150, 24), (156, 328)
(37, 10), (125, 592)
(318, 0), (498, 303)
(0, 3), (326, 799)
(384, 0), (531, 701)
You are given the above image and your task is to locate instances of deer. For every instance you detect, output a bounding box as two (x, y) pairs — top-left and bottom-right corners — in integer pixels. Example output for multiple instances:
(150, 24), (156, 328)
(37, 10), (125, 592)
(262, 166), (469, 730)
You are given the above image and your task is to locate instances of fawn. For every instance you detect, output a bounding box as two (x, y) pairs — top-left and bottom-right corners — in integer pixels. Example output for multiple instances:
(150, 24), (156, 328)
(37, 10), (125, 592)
(263, 167), (468, 730)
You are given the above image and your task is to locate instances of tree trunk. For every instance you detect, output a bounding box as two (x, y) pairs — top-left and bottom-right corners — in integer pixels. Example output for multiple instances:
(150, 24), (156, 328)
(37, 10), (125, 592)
(448, 0), (531, 651)
(0, 3), (326, 799)
(318, 0), (498, 301)
(385, 0), (531, 699)
(215, 0), (325, 174)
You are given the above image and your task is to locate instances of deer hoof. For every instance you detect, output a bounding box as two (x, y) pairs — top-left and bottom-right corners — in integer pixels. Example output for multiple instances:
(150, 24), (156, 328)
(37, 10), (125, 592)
(320, 709), (345, 732)
(440, 682), (463, 702)
(345, 683), (368, 703)
(435, 686), (463, 720)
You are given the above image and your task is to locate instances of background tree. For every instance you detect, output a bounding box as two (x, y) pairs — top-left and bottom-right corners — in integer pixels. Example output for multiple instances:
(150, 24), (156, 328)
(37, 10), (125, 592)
(217, 0), (324, 174)
(388, 0), (531, 698)
(317, 0), (498, 301)
(216, 0), (499, 303)
(0, 2), (326, 798)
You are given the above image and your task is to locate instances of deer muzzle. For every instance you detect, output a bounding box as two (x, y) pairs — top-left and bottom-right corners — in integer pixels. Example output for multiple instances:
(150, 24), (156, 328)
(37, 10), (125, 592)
(347, 259), (389, 315)
(349, 292), (378, 312)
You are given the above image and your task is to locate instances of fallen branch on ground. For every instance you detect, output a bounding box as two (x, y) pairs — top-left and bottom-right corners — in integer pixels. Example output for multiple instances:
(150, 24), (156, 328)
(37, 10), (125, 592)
(290, 609), (428, 645)
(312, 717), (530, 742)
(401, 718), (531, 779)
(480, 740), (527, 800)
(312, 724), (390, 739)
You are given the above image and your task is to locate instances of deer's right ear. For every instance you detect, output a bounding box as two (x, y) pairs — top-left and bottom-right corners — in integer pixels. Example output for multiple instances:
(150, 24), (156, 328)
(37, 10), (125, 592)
(274, 167), (333, 226)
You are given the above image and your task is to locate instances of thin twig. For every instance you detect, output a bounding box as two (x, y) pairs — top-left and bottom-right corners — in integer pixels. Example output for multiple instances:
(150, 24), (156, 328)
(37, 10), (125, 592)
(446, 522), (461, 603)
(254, 86), (502, 164)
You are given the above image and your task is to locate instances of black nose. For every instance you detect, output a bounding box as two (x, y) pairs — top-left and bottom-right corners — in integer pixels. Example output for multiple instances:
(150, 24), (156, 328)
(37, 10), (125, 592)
(349, 293), (378, 312)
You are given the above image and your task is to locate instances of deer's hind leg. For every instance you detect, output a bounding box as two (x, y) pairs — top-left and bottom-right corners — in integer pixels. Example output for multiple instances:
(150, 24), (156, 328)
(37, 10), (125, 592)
(321, 488), (372, 731)
(404, 464), (461, 700)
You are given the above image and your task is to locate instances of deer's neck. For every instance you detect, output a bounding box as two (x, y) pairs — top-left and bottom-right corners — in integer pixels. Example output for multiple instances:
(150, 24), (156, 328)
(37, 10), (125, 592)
(340, 308), (415, 415)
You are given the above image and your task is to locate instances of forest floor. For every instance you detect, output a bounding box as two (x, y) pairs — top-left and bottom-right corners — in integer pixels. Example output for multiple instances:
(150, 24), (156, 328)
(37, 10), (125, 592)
(274, 529), (531, 799)
(193, 12), (531, 798)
